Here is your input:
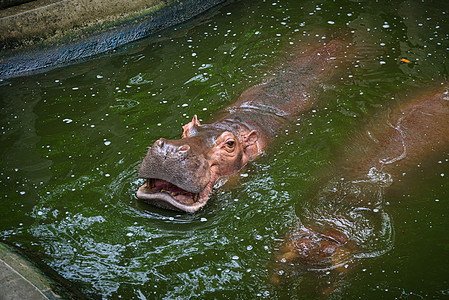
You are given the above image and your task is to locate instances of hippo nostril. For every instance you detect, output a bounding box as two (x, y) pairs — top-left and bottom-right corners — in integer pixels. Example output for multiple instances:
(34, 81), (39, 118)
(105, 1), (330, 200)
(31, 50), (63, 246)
(178, 145), (190, 152)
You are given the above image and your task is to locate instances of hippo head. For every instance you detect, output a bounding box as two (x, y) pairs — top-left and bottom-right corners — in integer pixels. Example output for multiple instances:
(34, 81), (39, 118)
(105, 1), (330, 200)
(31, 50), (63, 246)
(136, 115), (259, 212)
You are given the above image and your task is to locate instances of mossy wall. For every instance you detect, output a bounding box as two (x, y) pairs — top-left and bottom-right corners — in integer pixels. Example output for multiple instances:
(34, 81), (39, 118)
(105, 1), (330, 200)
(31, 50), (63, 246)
(0, 0), (228, 79)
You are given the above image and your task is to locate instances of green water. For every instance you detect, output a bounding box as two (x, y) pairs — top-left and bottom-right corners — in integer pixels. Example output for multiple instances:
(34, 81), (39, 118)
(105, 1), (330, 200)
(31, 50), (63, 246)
(1, 0), (449, 298)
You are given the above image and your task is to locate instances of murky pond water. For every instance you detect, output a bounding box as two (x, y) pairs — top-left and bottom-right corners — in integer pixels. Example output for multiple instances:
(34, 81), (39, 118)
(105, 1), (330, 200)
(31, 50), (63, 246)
(1, 0), (449, 298)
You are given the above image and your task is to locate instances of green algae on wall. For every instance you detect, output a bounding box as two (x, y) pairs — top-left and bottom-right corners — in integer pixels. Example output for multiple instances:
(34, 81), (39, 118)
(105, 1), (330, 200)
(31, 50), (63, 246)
(0, 0), (174, 48)
(0, 0), (228, 79)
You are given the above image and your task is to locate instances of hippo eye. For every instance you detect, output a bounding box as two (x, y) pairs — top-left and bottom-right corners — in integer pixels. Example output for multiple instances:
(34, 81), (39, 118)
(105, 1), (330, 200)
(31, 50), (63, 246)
(226, 140), (235, 148)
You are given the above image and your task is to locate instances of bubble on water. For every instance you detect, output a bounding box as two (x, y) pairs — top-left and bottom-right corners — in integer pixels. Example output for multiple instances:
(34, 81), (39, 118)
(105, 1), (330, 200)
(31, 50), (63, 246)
(232, 256), (239, 260)
(72, 87), (79, 90)
(126, 232), (134, 237)
(19, 191), (25, 195)
(247, 245), (253, 251)
(104, 141), (111, 146)
(328, 21), (335, 25)
(105, 174), (110, 177)
(200, 218), (207, 222)
(129, 73), (151, 85)
(63, 119), (73, 124)
(96, 75), (103, 79)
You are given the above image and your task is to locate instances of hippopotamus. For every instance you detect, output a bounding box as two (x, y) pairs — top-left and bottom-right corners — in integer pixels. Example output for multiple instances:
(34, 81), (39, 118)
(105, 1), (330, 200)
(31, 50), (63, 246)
(136, 36), (354, 212)
(271, 84), (449, 286)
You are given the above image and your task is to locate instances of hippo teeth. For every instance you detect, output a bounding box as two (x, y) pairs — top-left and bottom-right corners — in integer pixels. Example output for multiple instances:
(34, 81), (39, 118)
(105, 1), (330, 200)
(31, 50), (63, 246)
(143, 178), (200, 203)
(147, 178), (155, 188)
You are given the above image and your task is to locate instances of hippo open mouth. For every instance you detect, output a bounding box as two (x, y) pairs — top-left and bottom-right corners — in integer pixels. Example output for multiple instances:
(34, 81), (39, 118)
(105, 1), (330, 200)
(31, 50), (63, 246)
(136, 178), (207, 212)
(136, 133), (216, 212)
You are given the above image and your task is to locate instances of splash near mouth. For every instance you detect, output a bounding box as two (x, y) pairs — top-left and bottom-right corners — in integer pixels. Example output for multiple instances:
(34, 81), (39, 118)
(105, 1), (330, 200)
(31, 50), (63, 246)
(136, 179), (207, 212)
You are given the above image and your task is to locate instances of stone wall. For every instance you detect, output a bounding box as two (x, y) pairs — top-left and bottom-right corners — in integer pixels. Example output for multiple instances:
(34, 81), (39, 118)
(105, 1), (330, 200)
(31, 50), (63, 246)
(0, 0), (228, 79)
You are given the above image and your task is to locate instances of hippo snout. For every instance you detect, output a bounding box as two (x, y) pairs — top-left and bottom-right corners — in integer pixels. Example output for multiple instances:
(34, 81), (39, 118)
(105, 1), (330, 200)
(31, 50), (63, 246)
(138, 138), (211, 194)
(153, 138), (191, 158)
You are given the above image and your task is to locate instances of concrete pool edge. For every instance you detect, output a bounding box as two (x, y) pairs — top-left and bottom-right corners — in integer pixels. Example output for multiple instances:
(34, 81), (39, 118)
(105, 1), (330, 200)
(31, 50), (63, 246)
(0, 0), (229, 80)
(0, 242), (87, 299)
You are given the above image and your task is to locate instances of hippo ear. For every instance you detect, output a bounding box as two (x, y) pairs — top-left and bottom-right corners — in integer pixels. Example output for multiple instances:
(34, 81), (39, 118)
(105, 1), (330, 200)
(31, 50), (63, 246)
(243, 130), (258, 147)
(182, 115), (201, 138)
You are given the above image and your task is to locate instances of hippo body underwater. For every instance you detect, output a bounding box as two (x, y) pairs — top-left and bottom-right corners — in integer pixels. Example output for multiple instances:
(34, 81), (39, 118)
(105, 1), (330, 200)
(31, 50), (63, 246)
(272, 84), (449, 284)
(137, 37), (354, 212)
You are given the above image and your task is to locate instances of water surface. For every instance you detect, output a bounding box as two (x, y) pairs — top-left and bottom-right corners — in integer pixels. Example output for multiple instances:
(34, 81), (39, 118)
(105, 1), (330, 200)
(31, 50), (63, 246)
(1, 0), (449, 298)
